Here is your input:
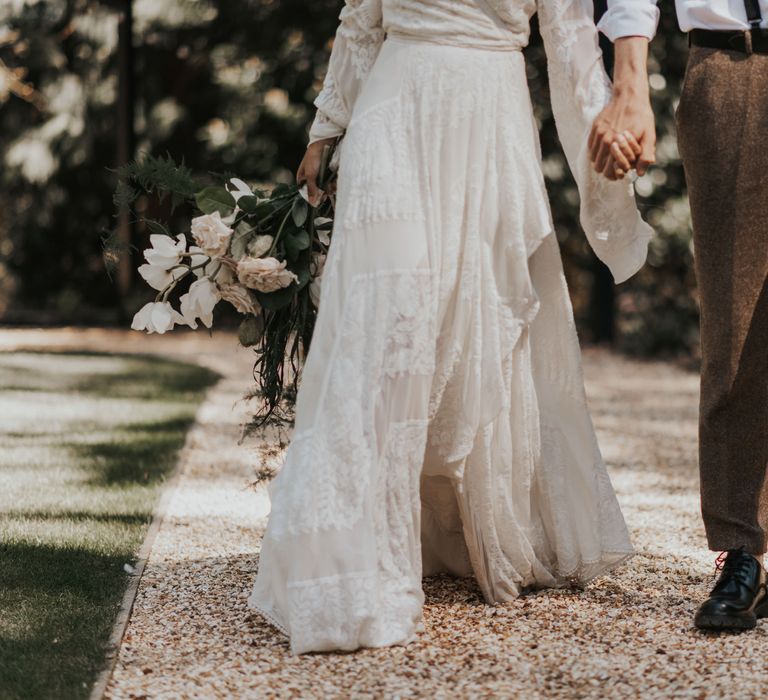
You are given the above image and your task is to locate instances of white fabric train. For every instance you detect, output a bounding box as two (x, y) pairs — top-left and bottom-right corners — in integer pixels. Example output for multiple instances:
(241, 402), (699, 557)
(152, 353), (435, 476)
(248, 0), (653, 655)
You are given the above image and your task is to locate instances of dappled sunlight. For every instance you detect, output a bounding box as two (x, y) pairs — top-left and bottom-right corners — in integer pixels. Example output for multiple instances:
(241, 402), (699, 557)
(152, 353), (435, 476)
(99, 349), (768, 698)
(0, 349), (219, 698)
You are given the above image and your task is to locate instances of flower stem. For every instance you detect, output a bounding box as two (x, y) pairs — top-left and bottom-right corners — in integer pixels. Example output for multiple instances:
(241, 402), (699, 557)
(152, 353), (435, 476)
(267, 205), (294, 257)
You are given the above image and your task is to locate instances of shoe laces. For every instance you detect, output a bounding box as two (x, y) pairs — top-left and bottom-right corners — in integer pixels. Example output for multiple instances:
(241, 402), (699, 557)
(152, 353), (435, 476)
(714, 548), (755, 586)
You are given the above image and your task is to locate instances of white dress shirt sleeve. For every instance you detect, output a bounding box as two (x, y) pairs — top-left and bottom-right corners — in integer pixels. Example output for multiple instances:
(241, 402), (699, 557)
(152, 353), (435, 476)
(596, 0), (661, 41)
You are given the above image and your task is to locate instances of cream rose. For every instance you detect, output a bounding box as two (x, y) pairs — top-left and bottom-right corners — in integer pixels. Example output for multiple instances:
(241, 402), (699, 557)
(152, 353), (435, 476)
(220, 282), (259, 314)
(236, 256), (299, 293)
(191, 211), (233, 258)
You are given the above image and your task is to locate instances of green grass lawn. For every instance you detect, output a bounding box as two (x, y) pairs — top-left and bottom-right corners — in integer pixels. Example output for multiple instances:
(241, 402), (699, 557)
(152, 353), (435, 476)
(0, 351), (219, 700)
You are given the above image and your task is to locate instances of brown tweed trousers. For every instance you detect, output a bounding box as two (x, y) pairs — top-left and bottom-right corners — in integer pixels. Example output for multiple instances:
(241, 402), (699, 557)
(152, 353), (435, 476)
(676, 46), (768, 555)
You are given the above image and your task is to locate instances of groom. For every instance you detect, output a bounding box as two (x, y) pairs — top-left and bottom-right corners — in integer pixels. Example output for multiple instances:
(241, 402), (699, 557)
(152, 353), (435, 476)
(588, 0), (768, 630)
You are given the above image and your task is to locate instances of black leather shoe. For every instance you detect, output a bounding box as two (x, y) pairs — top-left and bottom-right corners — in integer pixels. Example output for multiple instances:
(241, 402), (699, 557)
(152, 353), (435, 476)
(694, 548), (768, 631)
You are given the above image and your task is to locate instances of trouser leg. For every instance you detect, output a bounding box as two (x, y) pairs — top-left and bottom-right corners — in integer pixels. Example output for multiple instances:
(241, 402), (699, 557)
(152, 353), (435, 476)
(676, 47), (768, 554)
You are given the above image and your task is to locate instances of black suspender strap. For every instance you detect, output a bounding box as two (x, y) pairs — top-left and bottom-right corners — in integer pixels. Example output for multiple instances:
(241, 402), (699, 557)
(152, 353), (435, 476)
(744, 0), (763, 28)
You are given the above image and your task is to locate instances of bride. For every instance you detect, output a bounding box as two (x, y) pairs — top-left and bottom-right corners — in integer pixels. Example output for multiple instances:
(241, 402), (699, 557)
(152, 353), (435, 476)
(248, 0), (653, 654)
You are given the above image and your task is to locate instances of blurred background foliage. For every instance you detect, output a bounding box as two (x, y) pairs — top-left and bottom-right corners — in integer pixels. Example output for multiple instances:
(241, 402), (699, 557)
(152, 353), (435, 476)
(1, 0), (698, 357)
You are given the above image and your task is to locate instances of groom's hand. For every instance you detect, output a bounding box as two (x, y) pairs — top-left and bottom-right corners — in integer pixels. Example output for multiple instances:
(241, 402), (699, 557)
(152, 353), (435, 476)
(589, 37), (656, 180)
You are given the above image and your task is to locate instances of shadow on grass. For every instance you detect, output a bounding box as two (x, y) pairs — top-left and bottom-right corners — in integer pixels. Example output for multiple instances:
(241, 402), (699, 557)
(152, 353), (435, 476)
(2, 510), (151, 526)
(68, 433), (189, 487)
(75, 362), (219, 401)
(122, 415), (202, 433)
(0, 350), (220, 401)
(0, 542), (129, 700)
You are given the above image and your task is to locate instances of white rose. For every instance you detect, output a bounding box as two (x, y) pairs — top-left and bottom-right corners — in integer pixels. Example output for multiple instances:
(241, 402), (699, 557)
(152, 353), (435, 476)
(237, 256), (298, 293)
(138, 262), (186, 292)
(178, 277), (220, 329)
(228, 177), (254, 202)
(191, 211), (233, 258)
(220, 282), (259, 314)
(137, 234), (187, 291)
(246, 234), (274, 257)
(130, 301), (181, 334)
(188, 245), (213, 276)
(143, 233), (186, 269)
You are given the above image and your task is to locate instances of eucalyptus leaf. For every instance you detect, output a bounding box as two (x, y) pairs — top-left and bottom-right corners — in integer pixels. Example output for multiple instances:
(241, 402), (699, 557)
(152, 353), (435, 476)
(256, 284), (298, 311)
(238, 195), (260, 215)
(291, 197), (308, 227)
(284, 230), (311, 260)
(252, 200), (277, 220)
(195, 186), (236, 216)
(238, 316), (264, 347)
(293, 230), (311, 250)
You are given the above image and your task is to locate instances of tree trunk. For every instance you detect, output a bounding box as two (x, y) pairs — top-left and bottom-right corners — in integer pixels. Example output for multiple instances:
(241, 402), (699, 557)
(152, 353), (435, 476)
(116, 0), (135, 316)
(589, 0), (617, 345)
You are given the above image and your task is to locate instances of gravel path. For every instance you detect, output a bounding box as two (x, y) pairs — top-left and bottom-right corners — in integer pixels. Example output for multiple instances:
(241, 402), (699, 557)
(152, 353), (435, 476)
(4, 329), (766, 699)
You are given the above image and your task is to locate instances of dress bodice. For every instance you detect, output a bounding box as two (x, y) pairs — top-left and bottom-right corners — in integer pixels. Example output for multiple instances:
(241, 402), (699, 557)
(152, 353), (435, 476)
(382, 0), (536, 50)
(308, 0), (653, 284)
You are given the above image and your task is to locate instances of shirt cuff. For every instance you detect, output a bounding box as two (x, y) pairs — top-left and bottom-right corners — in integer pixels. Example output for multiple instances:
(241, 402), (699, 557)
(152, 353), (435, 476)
(596, 3), (661, 42)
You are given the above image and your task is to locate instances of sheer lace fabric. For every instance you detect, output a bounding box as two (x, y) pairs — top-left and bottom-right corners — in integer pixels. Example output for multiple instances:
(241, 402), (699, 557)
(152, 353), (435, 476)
(249, 0), (651, 655)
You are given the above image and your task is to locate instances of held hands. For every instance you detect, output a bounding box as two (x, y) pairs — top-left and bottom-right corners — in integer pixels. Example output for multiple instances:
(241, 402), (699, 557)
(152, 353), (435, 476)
(588, 37), (656, 182)
(588, 90), (656, 181)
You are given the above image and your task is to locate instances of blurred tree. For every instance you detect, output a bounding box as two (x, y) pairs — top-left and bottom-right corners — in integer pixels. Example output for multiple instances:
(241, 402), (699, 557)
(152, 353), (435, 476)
(0, 0), (699, 357)
(114, 0), (135, 314)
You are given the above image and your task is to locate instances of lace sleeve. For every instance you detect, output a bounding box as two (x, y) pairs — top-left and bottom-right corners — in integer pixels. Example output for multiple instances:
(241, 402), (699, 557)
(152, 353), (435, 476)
(308, 0), (385, 145)
(537, 0), (653, 283)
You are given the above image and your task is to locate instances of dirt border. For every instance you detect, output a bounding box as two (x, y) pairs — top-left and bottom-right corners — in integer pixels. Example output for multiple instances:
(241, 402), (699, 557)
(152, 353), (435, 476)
(0, 329), (237, 700)
(87, 394), (211, 700)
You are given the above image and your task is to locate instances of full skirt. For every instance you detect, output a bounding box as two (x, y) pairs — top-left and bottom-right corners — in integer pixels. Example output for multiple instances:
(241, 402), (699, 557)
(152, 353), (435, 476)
(248, 37), (634, 655)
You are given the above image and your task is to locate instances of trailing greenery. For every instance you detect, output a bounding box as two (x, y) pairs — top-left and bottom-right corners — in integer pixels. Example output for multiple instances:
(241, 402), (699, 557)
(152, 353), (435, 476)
(116, 146), (336, 421)
(0, 351), (218, 700)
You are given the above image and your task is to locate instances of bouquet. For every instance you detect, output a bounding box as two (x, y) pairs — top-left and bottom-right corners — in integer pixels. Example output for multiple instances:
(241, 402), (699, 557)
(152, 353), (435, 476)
(108, 146), (336, 422)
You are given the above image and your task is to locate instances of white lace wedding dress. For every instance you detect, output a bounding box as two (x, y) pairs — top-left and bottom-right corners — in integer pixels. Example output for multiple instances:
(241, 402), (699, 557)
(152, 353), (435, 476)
(248, 0), (653, 654)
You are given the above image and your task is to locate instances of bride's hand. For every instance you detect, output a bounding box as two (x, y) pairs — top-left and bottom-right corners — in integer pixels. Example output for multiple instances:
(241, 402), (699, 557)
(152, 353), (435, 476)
(296, 138), (337, 206)
(607, 131), (643, 180)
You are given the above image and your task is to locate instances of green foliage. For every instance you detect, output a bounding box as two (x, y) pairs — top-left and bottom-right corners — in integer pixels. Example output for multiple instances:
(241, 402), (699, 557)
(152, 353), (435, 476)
(0, 0), (697, 356)
(116, 145), (336, 421)
(194, 185), (235, 216)
(119, 153), (200, 212)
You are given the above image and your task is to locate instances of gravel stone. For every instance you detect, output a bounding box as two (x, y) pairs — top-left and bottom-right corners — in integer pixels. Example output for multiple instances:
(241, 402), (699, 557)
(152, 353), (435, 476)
(4, 330), (763, 699)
